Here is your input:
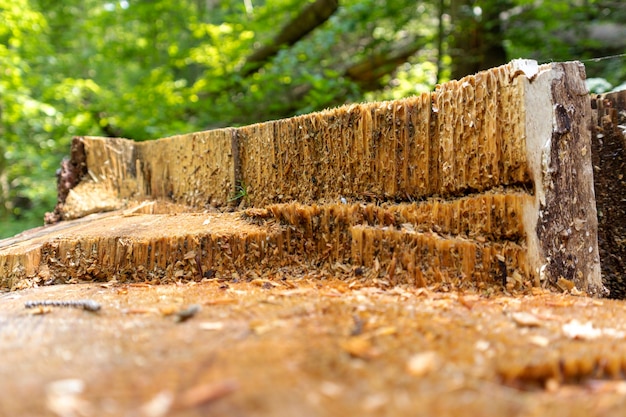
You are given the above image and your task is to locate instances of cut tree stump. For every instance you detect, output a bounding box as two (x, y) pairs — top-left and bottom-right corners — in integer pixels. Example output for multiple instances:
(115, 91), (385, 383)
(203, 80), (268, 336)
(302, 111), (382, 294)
(0, 60), (604, 296)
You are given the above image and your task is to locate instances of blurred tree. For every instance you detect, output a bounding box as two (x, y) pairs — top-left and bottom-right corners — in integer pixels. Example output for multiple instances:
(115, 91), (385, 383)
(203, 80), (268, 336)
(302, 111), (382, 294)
(449, 0), (511, 79)
(0, 0), (625, 237)
(0, 0), (64, 235)
(503, 0), (626, 85)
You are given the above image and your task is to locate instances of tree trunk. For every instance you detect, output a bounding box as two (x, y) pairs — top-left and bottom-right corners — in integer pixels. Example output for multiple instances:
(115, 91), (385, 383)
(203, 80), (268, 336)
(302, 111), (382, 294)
(449, 0), (509, 79)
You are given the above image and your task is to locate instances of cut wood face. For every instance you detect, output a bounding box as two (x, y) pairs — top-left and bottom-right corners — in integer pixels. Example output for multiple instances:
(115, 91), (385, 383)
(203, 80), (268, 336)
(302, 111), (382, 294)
(0, 281), (625, 416)
(0, 60), (604, 296)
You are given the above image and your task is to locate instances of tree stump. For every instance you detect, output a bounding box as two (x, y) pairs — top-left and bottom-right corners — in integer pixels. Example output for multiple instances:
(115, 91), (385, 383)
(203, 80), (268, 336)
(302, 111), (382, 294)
(0, 60), (603, 296)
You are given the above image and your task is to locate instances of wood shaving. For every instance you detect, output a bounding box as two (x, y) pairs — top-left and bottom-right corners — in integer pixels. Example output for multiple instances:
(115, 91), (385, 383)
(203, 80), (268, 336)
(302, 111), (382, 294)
(175, 380), (238, 409)
(340, 336), (380, 359)
(510, 311), (543, 327)
(406, 351), (440, 377)
(140, 391), (174, 417)
(562, 319), (626, 340)
(198, 321), (225, 331)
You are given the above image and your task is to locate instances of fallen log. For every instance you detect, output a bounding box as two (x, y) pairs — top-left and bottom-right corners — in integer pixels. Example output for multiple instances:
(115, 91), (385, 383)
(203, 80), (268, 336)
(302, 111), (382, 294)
(0, 60), (604, 296)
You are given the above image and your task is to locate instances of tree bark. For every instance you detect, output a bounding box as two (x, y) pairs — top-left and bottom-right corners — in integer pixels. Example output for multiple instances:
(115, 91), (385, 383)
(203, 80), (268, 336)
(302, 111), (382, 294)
(591, 90), (626, 298)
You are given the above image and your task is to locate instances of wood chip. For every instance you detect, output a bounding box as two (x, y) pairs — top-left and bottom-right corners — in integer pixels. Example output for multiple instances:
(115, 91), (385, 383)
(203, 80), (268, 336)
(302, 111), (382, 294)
(28, 306), (52, 315)
(319, 381), (344, 398)
(140, 391), (174, 417)
(46, 379), (90, 417)
(584, 380), (626, 394)
(528, 335), (550, 347)
(123, 307), (156, 315)
(198, 321), (225, 331)
(406, 351), (440, 377)
(510, 311), (542, 327)
(340, 336), (380, 359)
(176, 380), (238, 409)
(204, 298), (238, 306)
(250, 279), (279, 288)
(556, 277), (576, 292)
(561, 319), (625, 340)
(276, 288), (312, 297)
(159, 305), (178, 316)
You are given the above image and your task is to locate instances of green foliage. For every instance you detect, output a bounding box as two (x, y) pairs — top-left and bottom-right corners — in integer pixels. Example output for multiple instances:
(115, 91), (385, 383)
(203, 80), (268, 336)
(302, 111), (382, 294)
(1, 0), (625, 238)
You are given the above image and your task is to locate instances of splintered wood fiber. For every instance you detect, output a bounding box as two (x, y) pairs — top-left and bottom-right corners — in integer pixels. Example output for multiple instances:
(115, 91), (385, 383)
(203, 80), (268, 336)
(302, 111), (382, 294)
(82, 136), (137, 195)
(497, 341), (626, 386)
(389, 191), (531, 241)
(250, 189), (532, 288)
(433, 66), (529, 195)
(0, 243), (42, 287)
(238, 99), (438, 206)
(81, 130), (234, 207)
(133, 130), (234, 206)
(263, 191), (528, 245)
(33, 213), (285, 285)
(237, 123), (288, 201)
(239, 63), (532, 207)
(79, 61), (532, 210)
(350, 225), (527, 287)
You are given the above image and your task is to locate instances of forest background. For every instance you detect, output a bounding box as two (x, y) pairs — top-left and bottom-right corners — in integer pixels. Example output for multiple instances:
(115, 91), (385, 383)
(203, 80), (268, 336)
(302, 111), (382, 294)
(1, 0), (625, 238)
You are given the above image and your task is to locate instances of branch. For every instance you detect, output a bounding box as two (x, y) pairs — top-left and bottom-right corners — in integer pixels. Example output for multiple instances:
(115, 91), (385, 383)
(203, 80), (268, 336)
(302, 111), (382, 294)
(344, 40), (422, 90)
(242, 0), (339, 76)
